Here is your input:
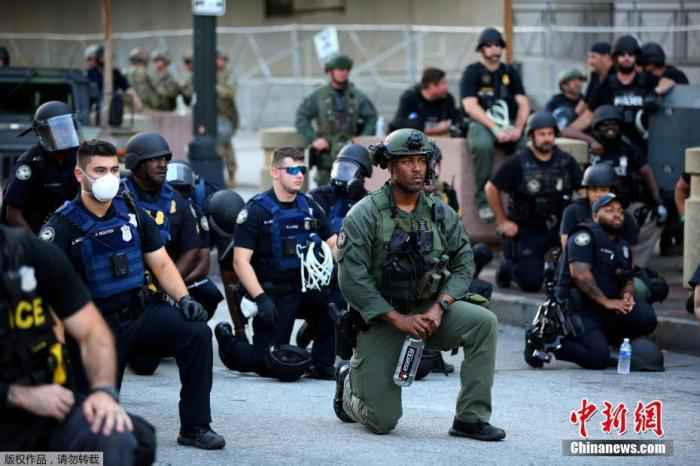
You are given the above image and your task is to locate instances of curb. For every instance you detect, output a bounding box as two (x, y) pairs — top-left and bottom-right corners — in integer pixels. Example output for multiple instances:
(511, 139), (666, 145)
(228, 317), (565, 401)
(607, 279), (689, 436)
(489, 290), (700, 357)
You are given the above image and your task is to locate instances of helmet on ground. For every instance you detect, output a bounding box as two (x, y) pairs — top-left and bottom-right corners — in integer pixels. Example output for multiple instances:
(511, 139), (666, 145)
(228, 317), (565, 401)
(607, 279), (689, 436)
(324, 54), (353, 72)
(612, 35), (641, 57)
(475, 27), (506, 51)
(264, 345), (312, 382)
(591, 105), (623, 130)
(19, 101), (80, 152)
(526, 111), (559, 137)
(371, 128), (433, 169)
(582, 163), (617, 188)
(124, 132), (172, 171)
(640, 42), (666, 67)
(630, 338), (665, 372)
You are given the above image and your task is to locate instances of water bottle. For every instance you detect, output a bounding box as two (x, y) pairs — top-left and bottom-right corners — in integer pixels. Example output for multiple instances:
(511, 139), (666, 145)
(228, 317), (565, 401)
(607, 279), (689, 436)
(617, 338), (632, 375)
(375, 116), (386, 137)
(393, 336), (425, 387)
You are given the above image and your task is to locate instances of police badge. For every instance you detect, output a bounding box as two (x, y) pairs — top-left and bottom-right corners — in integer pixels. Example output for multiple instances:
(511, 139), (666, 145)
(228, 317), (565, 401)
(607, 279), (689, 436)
(121, 225), (133, 242)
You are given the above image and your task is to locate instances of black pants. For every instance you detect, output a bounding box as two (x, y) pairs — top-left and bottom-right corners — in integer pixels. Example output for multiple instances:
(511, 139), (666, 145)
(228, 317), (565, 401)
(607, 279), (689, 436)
(554, 301), (658, 369)
(70, 303), (214, 428)
(219, 290), (336, 374)
(501, 225), (559, 292)
(188, 277), (224, 320)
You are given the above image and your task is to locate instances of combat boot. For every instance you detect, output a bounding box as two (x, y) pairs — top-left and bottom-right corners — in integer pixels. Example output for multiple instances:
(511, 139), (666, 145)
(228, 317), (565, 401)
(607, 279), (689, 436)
(449, 419), (506, 441)
(178, 425), (226, 450)
(334, 362), (356, 423)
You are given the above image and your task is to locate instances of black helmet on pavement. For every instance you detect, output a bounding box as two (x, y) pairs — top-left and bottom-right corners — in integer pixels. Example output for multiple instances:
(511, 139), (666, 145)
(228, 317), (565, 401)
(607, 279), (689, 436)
(166, 160), (195, 189)
(476, 27), (506, 51)
(19, 100), (80, 152)
(640, 42), (666, 67)
(371, 128), (433, 169)
(526, 111), (559, 137)
(612, 35), (641, 58)
(582, 163), (617, 188)
(124, 132), (172, 171)
(591, 105), (623, 130)
(630, 338), (665, 372)
(206, 189), (245, 259)
(264, 345), (312, 382)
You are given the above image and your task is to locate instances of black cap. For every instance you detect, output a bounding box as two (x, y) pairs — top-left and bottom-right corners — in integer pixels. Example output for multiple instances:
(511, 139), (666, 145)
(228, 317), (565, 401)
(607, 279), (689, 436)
(590, 41), (612, 55)
(592, 193), (621, 213)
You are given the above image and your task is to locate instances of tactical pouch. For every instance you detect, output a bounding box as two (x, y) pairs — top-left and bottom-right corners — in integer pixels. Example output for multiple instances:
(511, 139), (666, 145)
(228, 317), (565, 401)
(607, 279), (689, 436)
(335, 307), (367, 360)
(111, 253), (129, 277)
(283, 238), (297, 256)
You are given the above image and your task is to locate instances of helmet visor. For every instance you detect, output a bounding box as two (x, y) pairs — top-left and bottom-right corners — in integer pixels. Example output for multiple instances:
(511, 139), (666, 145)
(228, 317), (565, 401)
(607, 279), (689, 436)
(36, 114), (80, 152)
(166, 162), (195, 187)
(330, 160), (360, 184)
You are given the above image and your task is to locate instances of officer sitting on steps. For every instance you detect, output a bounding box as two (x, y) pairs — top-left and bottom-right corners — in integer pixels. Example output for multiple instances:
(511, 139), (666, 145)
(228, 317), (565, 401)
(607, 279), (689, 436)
(215, 146), (338, 382)
(41, 140), (225, 450)
(485, 111), (582, 292)
(539, 193), (658, 370)
(1, 225), (153, 465)
(334, 128), (504, 441)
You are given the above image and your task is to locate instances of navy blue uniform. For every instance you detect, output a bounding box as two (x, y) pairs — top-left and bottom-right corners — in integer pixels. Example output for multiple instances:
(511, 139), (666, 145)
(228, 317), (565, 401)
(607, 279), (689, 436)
(560, 198), (639, 245)
(2, 145), (79, 233)
(41, 195), (214, 429)
(555, 222), (657, 369)
(491, 146), (582, 291)
(219, 189), (335, 374)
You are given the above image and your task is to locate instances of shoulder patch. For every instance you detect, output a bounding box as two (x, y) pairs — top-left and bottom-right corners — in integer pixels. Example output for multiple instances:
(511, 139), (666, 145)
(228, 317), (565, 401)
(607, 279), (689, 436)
(236, 208), (248, 224)
(39, 226), (55, 242)
(15, 164), (32, 181)
(574, 231), (591, 247)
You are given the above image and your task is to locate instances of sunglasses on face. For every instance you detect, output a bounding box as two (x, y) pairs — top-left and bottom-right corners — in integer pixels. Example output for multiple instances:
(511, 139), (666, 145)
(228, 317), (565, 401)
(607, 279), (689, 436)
(279, 165), (307, 175)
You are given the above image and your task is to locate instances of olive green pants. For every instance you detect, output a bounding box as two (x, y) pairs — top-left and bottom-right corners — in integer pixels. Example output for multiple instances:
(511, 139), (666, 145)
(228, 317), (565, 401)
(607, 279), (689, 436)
(343, 300), (498, 434)
(467, 121), (497, 209)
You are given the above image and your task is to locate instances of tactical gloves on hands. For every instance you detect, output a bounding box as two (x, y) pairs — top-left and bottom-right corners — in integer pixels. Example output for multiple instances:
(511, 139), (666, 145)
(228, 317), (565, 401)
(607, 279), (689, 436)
(177, 295), (208, 321)
(254, 293), (278, 327)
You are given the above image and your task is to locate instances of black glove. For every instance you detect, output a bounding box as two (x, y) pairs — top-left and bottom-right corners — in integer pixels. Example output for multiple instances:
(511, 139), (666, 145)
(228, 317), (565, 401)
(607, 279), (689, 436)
(254, 293), (278, 326)
(177, 295), (208, 321)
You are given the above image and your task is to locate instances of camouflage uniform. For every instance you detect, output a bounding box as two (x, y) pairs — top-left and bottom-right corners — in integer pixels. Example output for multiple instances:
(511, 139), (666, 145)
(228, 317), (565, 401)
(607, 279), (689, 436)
(216, 68), (239, 186)
(124, 64), (157, 110)
(150, 69), (180, 111)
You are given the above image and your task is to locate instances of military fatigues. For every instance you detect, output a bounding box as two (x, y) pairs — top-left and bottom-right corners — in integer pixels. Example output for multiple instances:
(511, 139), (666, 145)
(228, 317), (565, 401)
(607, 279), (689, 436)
(1, 145), (79, 233)
(180, 71), (194, 106)
(491, 146), (582, 292)
(124, 64), (158, 110)
(216, 69), (240, 186)
(555, 222), (657, 369)
(337, 183), (497, 433)
(295, 84), (378, 185)
(150, 70), (180, 111)
(0, 226), (142, 463)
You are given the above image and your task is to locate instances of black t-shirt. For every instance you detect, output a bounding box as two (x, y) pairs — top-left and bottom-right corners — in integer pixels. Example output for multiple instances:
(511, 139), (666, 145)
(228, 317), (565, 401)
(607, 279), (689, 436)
(663, 65), (689, 85)
(235, 190), (332, 289)
(389, 84), (462, 132)
(0, 228), (91, 450)
(560, 199), (639, 245)
(128, 180), (200, 262)
(42, 196), (162, 315)
(2, 145), (79, 233)
(460, 62), (526, 121)
(86, 67), (130, 94)
(587, 71), (659, 112)
(545, 93), (581, 129)
(584, 71), (603, 107)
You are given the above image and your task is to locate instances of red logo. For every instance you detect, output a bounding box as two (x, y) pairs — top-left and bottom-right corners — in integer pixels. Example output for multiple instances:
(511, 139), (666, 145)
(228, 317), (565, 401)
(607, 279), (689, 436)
(570, 400), (664, 438)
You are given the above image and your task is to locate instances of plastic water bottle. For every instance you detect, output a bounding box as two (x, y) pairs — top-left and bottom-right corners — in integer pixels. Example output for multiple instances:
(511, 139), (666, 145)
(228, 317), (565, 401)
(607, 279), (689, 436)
(617, 338), (632, 375)
(393, 336), (425, 387)
(375, 116), (386, 137)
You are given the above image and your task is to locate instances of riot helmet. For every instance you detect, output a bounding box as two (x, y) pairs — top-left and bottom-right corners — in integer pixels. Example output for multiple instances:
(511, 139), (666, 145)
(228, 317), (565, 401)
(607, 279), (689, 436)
(124, 132), (172, 170)
(525, 111), (559, 137)
(206, 189), (245, 259)
(630, 338), (665, 372)
(166, 160), (195, 193)
(264, 345), (312, 382)
(332, 144), (371, 200)
(324, 54), (353, 72)
(475, 27), (506, 51)
(19, 101), (80, 152)
(582, 163), (616, 188)
(371, 128), (433, 169)
(640, 42), (666, 67)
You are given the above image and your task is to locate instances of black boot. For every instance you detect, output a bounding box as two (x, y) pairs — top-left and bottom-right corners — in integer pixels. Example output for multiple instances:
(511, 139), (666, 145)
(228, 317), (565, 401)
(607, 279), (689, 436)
(177, 425), (226, 450)
(334, 363), (356, 423)
(449, 419), (506, 441)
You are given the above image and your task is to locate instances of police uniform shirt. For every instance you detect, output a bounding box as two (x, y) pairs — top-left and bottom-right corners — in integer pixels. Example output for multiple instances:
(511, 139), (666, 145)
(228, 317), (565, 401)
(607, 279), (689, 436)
(560, 199), (639, 245)
(663, 65), (689, 85)
(235, 189), (333, 287)
(490, 147), (583, 225)
(188, 198), (211, 249)
(459, 62), (526, 121)
(42, 196), (163, 316)
(1, 233), (91, 449)
(129, 182), (200, 262)
(2, 145), (79, 233)
(389, 84), (462, 132)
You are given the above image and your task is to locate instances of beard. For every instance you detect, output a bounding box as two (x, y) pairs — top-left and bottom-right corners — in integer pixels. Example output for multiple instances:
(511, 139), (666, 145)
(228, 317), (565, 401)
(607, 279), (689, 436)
(599, 220), (623, 235)
(533, 141), (553, 154)
(617, 63), (635, 74)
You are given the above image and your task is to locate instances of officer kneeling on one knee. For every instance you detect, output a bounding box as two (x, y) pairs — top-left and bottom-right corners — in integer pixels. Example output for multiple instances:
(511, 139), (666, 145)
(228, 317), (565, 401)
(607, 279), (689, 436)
(333, 128), (505, 440)
(216, 146), (338, 382)
(546, 193), (659, 370)
(485, 111), (582, 292)
(40, 140), (225, 450)
(1, 224), (156, 465)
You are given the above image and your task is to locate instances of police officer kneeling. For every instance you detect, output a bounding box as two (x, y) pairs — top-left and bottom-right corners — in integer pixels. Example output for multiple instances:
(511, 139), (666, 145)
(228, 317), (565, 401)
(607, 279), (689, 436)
(1, 225), (154, 465)
(216, 146), (337, 382)
(40, 140), (225, 449)
(334, 129), (504, 440)
(544, 194), (658, 369)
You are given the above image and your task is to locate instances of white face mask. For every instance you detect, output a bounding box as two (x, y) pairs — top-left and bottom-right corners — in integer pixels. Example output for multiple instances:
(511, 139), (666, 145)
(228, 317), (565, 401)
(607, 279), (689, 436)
(80, 169), (120, 203)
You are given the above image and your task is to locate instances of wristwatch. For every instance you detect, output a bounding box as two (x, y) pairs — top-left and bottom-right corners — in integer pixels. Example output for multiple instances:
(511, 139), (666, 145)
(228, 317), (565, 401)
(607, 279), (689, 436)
(438, 298), (451, 314)
(91, 385), (120, 402)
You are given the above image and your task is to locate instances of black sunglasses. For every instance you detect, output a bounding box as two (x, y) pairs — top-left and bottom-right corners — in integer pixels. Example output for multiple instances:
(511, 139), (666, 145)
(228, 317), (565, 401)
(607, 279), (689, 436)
(279, 165), (307, 175)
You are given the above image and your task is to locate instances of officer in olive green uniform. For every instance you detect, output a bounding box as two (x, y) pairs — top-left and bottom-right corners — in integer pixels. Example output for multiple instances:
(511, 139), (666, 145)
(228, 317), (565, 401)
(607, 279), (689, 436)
(124, 47), (158, 110)
(180, 52), (194, 106)
(215, 51), (240, 187)
(295, 54), (378, 186)
(334, 129), (505, 441)
(150, 50), (180, 111)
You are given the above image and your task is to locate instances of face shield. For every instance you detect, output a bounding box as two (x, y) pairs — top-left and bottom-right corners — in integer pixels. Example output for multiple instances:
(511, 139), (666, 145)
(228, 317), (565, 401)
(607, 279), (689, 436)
(166, 162), (195, 188)
(35, 114), (80, 152)
(331, 160), (360, 186)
